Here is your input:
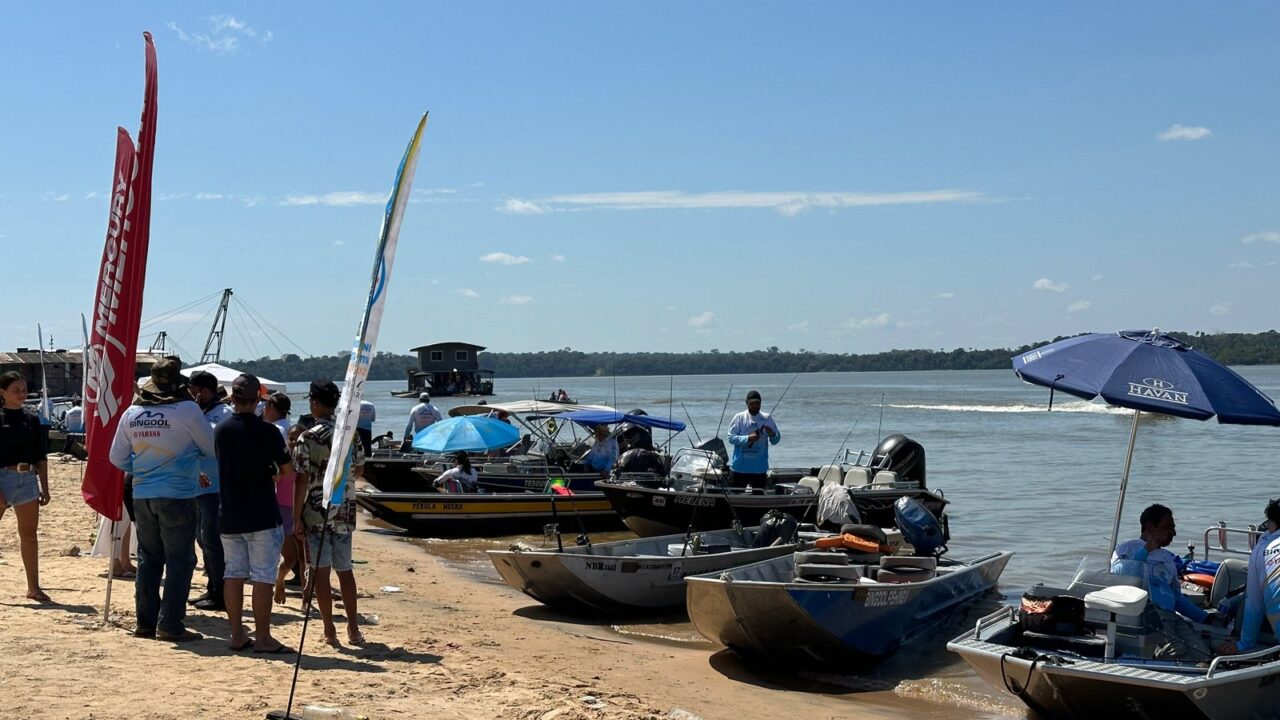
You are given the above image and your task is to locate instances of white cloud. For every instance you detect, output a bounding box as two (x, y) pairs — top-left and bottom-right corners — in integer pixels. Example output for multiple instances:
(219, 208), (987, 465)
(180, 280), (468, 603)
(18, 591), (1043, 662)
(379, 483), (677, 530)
(1241, 231), (1280, 244)
(844, 313), (891, 330)
(1067, 300), (1092, 313)
(688, 311), (718, 329)
(501, 188), (988, 216)
(787, 320), (810, 333)
(41, 192), (69, 202)
(85, 191), (98, 200)
(457, 288), (480, 299)
(332, 240), (344, 246)
(550, 254), (565, 263)
(280, 191), (384, 207)
(500, 199), (549, 215)
(156, 192), (188, 201)
(167, 15), (272, 55)
(195, 192), (225, 200)
(1157, 124), (1212, 142)
(1033, 278), (1069, 293)
(1210, 303), (1231, 316)
(932, 291), (955, 300)
(480, 252), (532, 266)
(500, 295), (533, 305)
(1091, 274), (1104, 282)
(1229, 260), (1256, 269)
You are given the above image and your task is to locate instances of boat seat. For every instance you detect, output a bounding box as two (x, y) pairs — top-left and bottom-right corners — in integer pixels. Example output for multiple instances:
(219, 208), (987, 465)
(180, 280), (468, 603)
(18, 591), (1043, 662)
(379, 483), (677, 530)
(870, 471), (897, 487)
(842, 467), (871, 487)
(1208, 558), (1248, 609)
(816, 465), (844, 487)
(1085, 586), (1149, 661)
(797, 476), (820, 494)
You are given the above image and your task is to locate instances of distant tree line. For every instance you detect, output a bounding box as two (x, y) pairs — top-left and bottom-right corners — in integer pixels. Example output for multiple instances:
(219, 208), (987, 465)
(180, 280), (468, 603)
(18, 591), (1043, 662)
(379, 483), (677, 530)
(232, 330), (1280, 382)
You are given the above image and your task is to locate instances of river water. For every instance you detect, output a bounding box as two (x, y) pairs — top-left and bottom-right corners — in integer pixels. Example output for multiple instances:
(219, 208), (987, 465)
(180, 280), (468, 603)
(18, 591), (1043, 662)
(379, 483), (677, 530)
(288, 367), (1280, 717)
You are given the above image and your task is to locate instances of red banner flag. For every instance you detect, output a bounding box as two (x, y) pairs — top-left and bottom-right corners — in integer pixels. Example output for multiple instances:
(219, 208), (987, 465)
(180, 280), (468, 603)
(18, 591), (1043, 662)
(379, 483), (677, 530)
(82, 32), (158, 520)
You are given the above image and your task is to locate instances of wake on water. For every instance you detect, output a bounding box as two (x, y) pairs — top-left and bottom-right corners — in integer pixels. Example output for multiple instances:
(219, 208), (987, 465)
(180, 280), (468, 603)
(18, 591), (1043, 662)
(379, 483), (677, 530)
(887, 400), (1130, 415)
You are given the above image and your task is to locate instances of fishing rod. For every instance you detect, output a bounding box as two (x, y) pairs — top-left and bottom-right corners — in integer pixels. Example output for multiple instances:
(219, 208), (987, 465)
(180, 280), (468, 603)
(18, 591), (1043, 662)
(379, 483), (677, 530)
(679, 402), (702, 444)
(875, 392), (886, 448)
(713, 384), (734, 439)
(796, 418), (862, 528)
(767, 371), (801, 416)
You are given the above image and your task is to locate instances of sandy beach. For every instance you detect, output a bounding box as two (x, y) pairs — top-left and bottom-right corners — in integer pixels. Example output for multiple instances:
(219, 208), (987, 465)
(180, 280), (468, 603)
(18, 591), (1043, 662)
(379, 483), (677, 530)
(0, 457), (1017, 720)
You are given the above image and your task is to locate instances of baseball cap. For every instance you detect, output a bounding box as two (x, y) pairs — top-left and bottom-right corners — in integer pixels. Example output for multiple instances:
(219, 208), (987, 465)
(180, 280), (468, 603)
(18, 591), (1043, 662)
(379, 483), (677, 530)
(189, 370), (219, 392)
(268, 392), (292, 415)
(231, 374), (261, 401)
(419, 392), (431, 402)
(306, 379), (341, 407)
(745, 389), (762, 402)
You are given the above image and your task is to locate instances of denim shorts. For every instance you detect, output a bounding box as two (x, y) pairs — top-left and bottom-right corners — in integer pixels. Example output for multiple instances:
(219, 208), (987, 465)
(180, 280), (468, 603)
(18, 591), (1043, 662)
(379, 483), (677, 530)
(307, 530), (353, 572)
(221, 526), (284, 584)
(0, 468), (40, 507)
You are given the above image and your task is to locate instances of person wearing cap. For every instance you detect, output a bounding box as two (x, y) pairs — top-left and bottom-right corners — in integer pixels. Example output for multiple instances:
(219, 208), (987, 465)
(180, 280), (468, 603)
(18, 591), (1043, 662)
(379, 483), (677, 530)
(187, 370), (233, 611)
(726, 389), (781, 489)
(214, 374), (294, 653)
(293, 379), (367, 646)
(581, 425), (619, 477)
(402, 392), (442, 450)
(356, 399), (377, 455)
(109, 356), (216, 642)
(62, 397), (84, 434)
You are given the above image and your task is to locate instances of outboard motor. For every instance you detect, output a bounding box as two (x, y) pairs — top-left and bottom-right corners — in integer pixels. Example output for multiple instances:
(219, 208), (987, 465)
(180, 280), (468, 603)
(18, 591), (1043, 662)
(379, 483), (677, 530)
(752, 510), (799, 548)
(871, 433), (926, 488)
(617, 423), (654, 452)
(894, 496), (946, 556)
(614, 448), (668, 476)
(695, 437), (729, 466)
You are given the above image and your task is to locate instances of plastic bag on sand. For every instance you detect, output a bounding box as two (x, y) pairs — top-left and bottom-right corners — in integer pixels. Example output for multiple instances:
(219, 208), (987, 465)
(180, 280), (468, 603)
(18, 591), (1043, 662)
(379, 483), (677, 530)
(380, 585), (402, 593)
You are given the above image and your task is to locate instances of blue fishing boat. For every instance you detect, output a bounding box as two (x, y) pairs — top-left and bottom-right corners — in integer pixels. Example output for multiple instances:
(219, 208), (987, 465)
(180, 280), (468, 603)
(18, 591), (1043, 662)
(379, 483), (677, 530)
(685, 548), (1011, 663)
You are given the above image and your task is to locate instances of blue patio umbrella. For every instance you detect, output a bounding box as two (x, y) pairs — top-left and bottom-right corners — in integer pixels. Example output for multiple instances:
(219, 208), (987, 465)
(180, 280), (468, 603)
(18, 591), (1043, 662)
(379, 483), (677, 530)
(412, 416), (521, 453)
(1014, 329), (1280, 554)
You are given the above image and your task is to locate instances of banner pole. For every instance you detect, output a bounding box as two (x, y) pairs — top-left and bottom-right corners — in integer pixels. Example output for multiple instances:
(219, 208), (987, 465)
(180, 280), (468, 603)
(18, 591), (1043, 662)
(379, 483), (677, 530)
(102, 519), (118, 625)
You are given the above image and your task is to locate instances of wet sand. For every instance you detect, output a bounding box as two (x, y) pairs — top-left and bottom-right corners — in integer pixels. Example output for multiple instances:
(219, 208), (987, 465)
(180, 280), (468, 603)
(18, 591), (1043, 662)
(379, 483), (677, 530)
(0, 457), (1023, 719)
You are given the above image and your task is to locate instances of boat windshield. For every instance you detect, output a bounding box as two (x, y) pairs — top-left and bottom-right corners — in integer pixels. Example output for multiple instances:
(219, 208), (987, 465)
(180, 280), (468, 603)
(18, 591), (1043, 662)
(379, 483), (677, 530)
(670, 448), (725, 477)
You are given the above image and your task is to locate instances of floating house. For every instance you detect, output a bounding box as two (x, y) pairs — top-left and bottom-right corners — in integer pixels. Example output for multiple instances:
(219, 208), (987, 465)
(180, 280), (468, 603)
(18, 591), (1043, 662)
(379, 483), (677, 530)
(399, 342), (494, 397)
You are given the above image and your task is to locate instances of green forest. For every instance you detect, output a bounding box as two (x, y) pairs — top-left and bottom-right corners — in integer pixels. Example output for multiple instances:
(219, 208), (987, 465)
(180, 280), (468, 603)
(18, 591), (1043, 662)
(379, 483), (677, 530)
(232, 330), (1280, 382)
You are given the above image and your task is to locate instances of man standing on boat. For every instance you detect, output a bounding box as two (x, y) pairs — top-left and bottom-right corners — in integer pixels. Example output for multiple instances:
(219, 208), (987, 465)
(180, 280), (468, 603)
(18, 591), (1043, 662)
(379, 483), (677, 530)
(1219, 499), (1280, 656)
(1111, 503), (1211, 661)
(356, 399), (376, 455)
(727, 390), (781, 489)
(401, 392), (441, 451)
(188, 370), (232, 612)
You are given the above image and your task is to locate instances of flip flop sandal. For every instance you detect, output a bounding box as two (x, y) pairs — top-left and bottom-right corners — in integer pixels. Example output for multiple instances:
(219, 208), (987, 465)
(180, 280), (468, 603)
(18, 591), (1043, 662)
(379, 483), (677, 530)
(253, 644), (296, 655)
(230, 639), (254, 651)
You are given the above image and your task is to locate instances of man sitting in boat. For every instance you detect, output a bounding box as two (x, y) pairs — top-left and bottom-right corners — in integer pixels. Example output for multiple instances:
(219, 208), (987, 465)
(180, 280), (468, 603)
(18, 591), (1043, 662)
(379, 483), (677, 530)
(1219, 499), (1280, 656)
(581, 425), (618, 477)
(432, 452), (478, 493)
(1111, 503), (1211, 661)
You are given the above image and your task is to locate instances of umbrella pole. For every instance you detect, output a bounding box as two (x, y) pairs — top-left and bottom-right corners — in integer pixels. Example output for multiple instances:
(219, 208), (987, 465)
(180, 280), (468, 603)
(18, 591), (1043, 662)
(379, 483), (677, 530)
(1107, 409), (1142, 558)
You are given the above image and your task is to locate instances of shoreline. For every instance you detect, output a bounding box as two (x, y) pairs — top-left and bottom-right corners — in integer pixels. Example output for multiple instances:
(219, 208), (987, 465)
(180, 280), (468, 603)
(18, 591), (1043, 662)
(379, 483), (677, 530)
(0, 457), (1018, 719)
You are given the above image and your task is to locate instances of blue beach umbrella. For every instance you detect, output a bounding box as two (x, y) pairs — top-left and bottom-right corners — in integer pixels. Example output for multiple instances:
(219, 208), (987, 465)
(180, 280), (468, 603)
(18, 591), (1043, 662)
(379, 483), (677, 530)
(412, 416), (521, 453)
(1013, 328), (1280, 555)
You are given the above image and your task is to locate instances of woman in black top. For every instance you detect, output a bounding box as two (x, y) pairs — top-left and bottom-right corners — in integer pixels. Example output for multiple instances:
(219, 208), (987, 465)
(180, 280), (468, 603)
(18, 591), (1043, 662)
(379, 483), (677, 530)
(0, 372), (51, 602)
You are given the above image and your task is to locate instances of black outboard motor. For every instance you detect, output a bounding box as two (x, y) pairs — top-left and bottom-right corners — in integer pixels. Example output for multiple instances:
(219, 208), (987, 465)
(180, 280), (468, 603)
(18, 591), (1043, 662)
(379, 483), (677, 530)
(614, 448), (668, 476)
(617, 423), (654, 452)
(871, 433), (926, 488)
(695, 436), (729, 466)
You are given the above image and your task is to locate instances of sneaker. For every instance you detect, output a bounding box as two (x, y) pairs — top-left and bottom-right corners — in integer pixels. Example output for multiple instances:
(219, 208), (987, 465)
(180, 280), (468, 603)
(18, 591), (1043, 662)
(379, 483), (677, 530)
(187, 592), (210, 606)
(193, 596), (225, 611)
(156, 628), (203, 643)
(134, 626), (156, 639)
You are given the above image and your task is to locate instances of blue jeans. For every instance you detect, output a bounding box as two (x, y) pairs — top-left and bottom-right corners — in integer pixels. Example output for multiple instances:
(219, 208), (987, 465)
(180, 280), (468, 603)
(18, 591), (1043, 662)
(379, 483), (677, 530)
(196, 492), (224, 598)
(134, 498), (198, 635)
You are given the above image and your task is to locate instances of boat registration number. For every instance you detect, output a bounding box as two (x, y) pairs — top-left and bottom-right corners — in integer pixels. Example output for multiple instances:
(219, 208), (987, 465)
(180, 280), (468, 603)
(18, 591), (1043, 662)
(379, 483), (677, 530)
(673, 496), (715, 508)
(863, 588), (910, 608)
(411, 502), (464, 510)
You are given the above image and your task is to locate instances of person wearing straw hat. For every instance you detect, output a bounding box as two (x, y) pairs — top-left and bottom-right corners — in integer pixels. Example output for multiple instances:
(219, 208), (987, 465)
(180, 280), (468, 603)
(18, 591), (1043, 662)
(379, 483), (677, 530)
(109, 356), (215, 642)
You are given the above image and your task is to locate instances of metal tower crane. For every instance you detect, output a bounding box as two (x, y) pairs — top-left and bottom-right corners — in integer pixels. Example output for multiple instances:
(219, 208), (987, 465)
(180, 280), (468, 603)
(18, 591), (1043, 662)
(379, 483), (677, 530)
(200, 288), (233, 364)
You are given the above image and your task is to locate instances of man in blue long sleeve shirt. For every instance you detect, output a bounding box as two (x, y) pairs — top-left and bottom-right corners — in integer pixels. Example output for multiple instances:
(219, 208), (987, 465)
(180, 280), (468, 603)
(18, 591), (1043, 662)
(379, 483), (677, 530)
(726, 390), (780, 489)
(1111, 503), (1210, 661)
(1220, 500), (1280, 655)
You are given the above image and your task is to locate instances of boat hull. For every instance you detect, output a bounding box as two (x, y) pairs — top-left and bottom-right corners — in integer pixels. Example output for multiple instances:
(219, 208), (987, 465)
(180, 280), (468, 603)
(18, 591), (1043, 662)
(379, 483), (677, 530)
(598, 481), (948, 537)
(949, 612), (1280, 720)
(687, 551), (1011, 663)
(354, 489), (622, 536)
(488, 533), (815, 612)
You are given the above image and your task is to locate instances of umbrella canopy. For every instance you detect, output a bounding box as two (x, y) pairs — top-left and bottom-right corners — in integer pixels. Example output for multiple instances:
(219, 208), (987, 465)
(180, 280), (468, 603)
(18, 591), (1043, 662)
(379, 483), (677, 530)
(412, 416), (521, 453)
(1014, 329), (1280, 555)
(1014, 330), (1280, 424)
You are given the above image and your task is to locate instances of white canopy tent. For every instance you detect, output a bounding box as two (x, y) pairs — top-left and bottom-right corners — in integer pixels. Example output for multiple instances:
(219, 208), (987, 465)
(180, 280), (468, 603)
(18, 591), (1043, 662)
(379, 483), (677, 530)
(133, 361), (286, 394)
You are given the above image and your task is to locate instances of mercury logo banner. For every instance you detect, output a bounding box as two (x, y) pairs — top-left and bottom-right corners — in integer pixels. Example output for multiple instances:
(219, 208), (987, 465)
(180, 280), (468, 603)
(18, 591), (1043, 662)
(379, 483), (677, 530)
(1127, 377), (1189, 406)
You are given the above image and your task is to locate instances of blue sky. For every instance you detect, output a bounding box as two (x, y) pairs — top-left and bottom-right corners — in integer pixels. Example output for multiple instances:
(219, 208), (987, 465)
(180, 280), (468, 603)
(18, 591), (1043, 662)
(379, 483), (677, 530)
(3, 3), (1279, 360)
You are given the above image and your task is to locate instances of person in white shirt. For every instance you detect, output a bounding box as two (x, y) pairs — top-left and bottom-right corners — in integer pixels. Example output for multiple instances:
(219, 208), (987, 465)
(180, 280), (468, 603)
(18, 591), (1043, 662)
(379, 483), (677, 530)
(402, 392), (442, 448)
(356, 400), (377, 454)
(727, 390), (781, 489)
(582, 425), (619, 476)
(432, 452), (478, 493)
(62, 398), (84, 434)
